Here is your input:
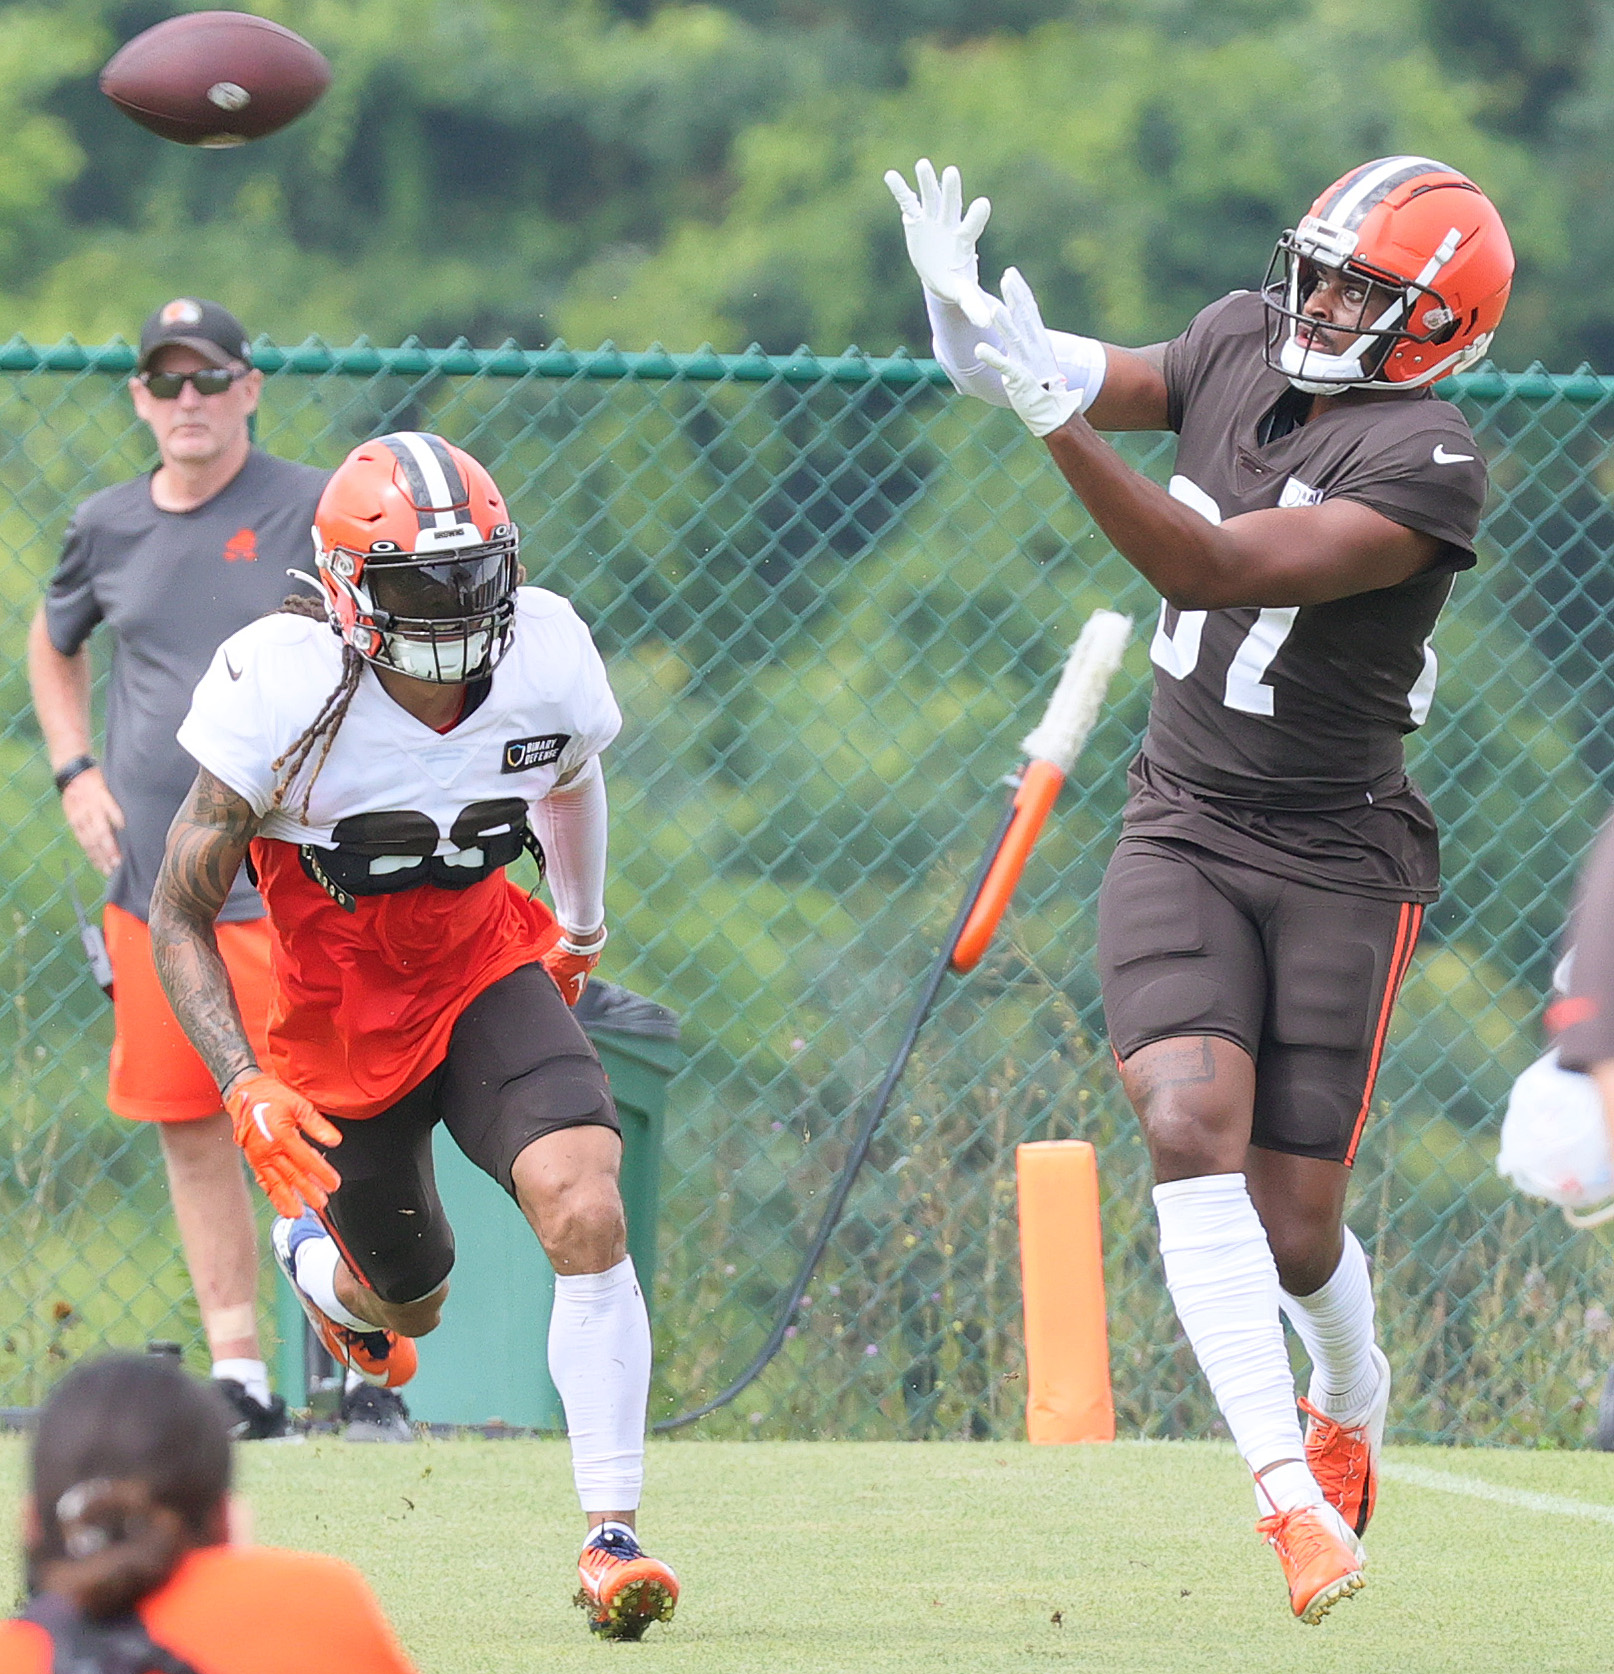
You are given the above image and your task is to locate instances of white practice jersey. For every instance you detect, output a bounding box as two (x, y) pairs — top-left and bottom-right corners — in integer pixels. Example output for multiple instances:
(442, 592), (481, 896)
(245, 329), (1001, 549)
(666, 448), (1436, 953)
(178, 587), (621, 853)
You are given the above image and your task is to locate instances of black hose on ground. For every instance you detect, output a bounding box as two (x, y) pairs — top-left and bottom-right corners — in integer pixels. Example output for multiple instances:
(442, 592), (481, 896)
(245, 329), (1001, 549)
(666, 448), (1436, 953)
(653, 784), (1021, 1433)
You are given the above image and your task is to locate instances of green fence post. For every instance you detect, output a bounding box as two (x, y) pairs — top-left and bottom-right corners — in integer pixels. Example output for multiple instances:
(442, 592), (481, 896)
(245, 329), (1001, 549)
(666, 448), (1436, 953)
(275, 1267), (307, 1408)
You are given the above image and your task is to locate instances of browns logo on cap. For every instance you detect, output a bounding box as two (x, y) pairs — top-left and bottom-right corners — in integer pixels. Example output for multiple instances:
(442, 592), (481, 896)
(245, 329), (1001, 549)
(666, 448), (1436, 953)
(137, 296), (253, 372)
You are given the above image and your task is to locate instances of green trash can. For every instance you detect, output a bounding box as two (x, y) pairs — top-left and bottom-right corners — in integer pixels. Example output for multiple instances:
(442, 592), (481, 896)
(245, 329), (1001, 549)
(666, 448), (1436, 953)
(276, 980), (680, 1428)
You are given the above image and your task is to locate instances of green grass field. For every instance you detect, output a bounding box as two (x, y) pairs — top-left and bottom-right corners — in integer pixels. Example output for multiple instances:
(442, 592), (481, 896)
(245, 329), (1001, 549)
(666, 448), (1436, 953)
(1, 1436), (1611, 1672)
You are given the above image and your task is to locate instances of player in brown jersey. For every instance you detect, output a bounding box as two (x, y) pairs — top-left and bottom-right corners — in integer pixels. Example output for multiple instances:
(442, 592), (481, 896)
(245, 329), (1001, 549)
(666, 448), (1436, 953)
(889, 156), (1514, 1621)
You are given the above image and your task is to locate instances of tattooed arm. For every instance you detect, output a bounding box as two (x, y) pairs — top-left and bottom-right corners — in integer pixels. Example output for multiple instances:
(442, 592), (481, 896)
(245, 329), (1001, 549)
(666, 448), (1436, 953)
(149, 768), (263, 1100)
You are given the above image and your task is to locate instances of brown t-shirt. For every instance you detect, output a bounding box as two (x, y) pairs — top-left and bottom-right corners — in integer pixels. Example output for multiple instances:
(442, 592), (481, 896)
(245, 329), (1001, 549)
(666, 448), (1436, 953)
(1124, 289), (1488, 902)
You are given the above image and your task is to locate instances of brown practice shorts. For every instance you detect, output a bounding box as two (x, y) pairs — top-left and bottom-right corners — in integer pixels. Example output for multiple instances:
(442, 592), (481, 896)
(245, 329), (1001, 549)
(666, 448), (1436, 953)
(311, 962), (620, 1304)
(1096, 837), (1423, 1165)
(104, 902), (274, 1123)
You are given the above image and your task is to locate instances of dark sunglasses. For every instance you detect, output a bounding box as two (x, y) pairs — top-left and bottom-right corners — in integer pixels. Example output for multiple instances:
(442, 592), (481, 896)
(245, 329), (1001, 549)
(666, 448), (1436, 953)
(139, 367), (244, 399)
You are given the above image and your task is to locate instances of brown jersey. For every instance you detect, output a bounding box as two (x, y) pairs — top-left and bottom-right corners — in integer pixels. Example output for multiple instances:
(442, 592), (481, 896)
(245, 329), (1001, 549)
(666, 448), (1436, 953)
(1123, 289), (1487, 902)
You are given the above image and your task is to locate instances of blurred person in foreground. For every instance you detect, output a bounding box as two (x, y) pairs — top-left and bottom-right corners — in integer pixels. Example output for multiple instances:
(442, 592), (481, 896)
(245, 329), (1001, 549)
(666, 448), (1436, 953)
(145, 431), (678, 1641)
(888, 156), (1512, 1622)
(25, 298), (340, 1440)
(1550, 815), (1614, 1146)
(1532, 815), (1614, 1443)
(0, 1352), (415, 1674)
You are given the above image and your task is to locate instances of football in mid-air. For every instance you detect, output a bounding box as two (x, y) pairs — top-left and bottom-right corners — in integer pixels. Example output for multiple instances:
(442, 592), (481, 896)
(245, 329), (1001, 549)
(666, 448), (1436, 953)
(99, 11), (331, 147)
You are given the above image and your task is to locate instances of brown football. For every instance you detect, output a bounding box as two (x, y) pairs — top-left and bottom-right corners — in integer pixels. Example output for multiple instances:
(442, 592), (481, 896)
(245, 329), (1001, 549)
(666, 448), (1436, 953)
(99, 11), (331, 147)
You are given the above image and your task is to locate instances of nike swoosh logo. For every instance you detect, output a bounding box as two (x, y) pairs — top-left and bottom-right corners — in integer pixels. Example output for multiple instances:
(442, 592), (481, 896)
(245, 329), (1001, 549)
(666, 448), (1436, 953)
(223, 654), (242, 681)
(1432, 445), (1474, 464)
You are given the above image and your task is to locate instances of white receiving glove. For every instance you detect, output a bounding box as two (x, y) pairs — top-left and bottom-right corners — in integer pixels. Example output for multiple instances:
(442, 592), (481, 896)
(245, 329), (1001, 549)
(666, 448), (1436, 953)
(884, 158), (996, 329)
(975, 267), (1093, 437)
(1498, 1048), (1614, 1227)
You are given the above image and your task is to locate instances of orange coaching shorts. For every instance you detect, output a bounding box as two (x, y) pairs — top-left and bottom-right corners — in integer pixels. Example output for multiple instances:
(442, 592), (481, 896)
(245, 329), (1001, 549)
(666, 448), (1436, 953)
(104, 901), (274, 1123)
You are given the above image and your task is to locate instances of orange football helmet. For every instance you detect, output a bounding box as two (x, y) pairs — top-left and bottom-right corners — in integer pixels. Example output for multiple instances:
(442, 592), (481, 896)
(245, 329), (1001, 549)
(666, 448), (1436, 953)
(314, 432), (521, 683)
(1263, 155), (1514, 394)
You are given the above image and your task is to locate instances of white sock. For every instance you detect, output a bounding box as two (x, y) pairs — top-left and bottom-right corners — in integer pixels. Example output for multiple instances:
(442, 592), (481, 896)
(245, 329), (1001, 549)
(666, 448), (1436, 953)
(211, 1357), (271, 1406)
(549, 1258), (651, 1514)
(1280, 1227), (1380, 1421)
(1153, 1174), (1321, 1515)
(293, 1231), (374, 1333)
(1256, 1459), (1323, 1516)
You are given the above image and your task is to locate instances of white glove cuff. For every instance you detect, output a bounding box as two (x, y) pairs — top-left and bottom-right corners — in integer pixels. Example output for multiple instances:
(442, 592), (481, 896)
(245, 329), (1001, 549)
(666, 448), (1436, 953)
(1049, 329), (1108, 415)
(1024, 388), (1086, 439)
(974, 343), (1087, 438)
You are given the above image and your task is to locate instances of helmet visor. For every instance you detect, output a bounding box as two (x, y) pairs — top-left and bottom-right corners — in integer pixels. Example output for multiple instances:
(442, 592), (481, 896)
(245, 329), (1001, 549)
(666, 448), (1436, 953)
(366, 544), (516, 624)
(341, 532), (521, 684)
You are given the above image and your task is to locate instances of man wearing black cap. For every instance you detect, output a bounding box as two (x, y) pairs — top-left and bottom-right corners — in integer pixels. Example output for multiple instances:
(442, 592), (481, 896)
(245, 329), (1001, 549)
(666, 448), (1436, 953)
(25, 299), (359, 1438)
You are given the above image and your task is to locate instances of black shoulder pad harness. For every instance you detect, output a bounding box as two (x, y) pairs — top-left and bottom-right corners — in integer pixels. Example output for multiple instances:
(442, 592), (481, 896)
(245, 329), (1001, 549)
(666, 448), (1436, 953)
(19, 1591), (203, 1674)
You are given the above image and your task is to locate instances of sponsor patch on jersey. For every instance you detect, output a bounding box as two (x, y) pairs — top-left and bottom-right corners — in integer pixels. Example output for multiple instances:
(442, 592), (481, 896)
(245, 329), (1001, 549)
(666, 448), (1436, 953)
(502, 733), (570, 773)
(1277, 475), (1323, 508)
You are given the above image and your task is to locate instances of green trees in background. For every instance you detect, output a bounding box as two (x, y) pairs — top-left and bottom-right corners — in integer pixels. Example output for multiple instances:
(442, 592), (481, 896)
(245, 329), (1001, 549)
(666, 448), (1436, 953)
(0, 0), (1607, 364)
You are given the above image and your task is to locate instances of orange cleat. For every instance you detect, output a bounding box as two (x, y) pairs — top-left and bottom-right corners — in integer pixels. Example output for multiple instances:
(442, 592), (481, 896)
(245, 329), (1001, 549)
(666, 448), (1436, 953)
(1302, 1346), (1391, 1537)
(1257, 1502), (1365, 1625)
(311, 1313), (417, 1390)
(271, 1212), (418, 1390)
(575, 1525), (679, 1641)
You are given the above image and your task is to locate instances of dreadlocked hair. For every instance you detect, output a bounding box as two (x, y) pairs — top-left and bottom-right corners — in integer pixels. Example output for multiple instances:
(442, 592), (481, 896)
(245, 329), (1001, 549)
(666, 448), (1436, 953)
(269, 592), (363, 820)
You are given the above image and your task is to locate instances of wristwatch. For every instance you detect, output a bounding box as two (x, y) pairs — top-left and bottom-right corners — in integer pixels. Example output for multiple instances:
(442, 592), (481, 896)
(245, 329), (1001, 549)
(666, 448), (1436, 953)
(53, 754), (97, 794)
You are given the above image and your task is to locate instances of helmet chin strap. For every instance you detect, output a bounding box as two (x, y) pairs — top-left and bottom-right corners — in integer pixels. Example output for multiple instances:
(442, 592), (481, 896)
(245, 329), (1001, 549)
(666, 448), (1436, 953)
(1278, 352), (1353, 398)
(382, 626), (494, 684)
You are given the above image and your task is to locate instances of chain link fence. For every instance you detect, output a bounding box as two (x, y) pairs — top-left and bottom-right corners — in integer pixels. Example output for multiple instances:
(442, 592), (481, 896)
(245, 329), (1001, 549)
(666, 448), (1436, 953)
(0, 341), (1609, 1443)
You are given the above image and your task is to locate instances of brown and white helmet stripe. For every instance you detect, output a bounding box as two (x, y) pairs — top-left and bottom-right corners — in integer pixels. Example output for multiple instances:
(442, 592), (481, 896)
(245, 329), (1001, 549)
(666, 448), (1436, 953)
(378, 431), (472, 533)
(1311, 155), (1449, 234)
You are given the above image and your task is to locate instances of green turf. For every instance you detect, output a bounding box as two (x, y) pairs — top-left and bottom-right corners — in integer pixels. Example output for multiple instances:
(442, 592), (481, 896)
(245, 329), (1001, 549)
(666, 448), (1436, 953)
(1, 1436), (1610, 1672)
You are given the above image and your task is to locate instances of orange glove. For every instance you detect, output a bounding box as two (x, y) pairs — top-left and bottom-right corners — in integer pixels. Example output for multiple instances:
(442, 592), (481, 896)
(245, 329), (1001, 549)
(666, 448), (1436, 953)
(543, 926), (606, 1007)
(227, 1072), (342, 1217)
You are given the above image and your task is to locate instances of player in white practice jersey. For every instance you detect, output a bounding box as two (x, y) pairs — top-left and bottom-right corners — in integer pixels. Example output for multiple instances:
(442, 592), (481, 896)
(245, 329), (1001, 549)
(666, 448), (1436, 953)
(148, 432), (678, 1641)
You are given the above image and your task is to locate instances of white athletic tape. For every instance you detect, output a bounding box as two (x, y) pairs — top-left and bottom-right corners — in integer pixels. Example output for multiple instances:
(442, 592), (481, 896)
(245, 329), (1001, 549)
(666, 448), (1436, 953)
(1020, 609), (1133, 772)
(1380, 1459), (1614, 1525)
(203, 1302), (258, 1342)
